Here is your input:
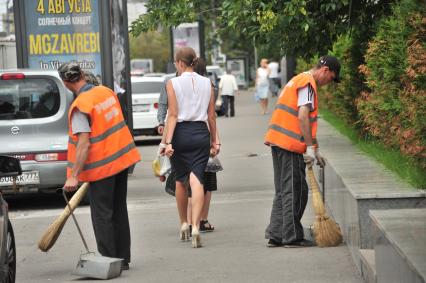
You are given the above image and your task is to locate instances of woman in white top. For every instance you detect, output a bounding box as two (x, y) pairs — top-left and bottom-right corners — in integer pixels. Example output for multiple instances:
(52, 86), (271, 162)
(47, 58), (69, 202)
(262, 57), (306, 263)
(255, 58), (271, 115)
(164, 47), (219, 248)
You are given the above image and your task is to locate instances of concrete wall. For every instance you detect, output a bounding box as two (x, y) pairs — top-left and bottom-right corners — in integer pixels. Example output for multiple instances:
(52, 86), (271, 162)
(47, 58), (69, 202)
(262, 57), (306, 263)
(315, 119), (426, 273)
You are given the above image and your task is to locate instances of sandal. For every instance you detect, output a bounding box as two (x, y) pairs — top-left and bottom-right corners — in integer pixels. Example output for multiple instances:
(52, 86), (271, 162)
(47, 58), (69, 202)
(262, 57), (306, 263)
(199, 220), (215, 232)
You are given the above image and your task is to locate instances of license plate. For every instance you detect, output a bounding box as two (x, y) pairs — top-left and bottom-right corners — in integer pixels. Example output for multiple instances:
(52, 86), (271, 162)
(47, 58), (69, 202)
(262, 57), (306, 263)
(0, 171), (40, 186)
(133, 104), (150, 112)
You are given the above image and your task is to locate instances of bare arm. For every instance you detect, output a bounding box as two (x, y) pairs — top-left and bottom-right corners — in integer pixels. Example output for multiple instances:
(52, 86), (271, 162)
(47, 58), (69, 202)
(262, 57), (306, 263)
(72, 133), (90, 176)
(298, 105), (313, 146)
(64, 132), (90, 191)
(164, 81), (178, 156)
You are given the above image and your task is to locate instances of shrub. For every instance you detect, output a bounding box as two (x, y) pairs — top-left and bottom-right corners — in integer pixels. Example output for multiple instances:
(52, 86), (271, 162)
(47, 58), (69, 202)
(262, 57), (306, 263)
(320, 33), (359, 124)
(356, 0), (426, 168)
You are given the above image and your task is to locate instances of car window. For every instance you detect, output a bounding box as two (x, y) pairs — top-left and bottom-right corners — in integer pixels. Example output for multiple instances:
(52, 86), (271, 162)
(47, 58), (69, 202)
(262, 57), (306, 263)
(132, 81), (163, 94)
(0, 78), (61, 120)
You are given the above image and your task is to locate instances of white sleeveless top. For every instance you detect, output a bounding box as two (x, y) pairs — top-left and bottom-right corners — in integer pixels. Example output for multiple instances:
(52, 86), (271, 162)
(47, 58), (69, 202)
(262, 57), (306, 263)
(170, 72), (212, 122)
(257, 67), (269, 85)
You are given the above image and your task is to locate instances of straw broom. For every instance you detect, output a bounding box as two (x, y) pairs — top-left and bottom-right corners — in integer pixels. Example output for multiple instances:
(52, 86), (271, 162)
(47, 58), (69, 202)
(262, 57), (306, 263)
(307, 167), (343, 247)
(38, 182), (89, 252)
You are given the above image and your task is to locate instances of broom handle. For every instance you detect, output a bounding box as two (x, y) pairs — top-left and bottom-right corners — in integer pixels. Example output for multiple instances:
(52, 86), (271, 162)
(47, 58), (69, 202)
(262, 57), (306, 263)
(321, 166), (325, 203)
(62, 188), (90, 254)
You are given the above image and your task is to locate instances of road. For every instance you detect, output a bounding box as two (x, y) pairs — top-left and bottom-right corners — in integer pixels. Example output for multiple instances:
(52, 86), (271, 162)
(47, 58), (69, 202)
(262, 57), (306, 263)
(9, 90), (362, 282)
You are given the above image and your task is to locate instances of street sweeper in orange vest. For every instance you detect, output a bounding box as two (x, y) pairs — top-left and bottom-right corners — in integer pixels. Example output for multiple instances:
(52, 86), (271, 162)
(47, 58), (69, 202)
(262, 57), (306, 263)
(264, 55), (341, 248)
(58, 62), (140, 270)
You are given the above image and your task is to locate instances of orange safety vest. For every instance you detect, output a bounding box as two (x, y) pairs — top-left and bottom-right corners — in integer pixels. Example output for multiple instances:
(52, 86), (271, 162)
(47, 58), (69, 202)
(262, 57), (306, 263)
(264, 72), (318, 154)
(67, 85), (141, 182)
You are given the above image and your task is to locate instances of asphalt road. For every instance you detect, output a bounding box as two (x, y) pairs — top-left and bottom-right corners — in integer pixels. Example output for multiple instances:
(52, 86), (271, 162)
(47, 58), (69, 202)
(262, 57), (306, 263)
(8, 90), (362, 283)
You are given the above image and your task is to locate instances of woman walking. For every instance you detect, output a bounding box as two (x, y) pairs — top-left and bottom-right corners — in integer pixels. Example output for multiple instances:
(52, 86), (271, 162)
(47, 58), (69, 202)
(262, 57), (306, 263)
(255, 58), (271, 115)
(164, 47), (219, 248)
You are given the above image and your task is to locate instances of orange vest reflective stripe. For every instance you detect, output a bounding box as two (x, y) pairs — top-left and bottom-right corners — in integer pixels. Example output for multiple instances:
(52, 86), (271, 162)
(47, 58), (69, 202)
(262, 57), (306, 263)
(67, 85), (141, 182)
(264, 72), (318, 154)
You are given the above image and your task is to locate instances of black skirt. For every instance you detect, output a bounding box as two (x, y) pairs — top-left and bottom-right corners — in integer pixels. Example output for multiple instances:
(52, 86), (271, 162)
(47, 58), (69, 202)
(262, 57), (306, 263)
(171, 121), (210, 184)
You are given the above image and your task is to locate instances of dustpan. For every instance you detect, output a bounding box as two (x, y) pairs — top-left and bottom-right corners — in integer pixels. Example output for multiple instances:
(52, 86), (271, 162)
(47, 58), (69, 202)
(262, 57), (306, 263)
(63, 190), (123, 280)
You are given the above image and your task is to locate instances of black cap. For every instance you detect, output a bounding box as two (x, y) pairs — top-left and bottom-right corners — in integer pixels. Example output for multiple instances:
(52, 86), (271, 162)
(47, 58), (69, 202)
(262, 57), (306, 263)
(319, 55), (341, 83)
(58, 62), (82, 82)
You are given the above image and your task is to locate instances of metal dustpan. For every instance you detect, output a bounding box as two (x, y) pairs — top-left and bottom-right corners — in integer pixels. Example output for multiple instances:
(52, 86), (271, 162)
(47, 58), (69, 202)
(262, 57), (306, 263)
(63, 190), (123, 280)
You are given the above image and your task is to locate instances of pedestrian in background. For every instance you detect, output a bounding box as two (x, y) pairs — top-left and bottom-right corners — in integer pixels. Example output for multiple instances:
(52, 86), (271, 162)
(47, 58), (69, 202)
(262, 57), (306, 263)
(219, 68), (239, 117)
(255, 58), (270, 115)
(157, 73), (176, 135)
(58, 63), (141, 270)
(163, 47), (219, 248)
(193, 59), (221, 232)
(268, 59), (281, 97)
(264, 55), (340, 247)
(83, 71), (100, 86)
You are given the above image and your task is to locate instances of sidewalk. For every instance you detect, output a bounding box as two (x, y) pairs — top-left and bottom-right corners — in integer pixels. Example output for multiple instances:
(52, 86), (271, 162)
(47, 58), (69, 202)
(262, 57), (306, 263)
(13, 90), (362, 282)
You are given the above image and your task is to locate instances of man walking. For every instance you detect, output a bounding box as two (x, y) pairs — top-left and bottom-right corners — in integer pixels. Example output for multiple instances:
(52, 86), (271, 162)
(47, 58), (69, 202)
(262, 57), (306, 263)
(268, 59), (281, 97)
(59, 63), (141, 269)
(219, 68), (239, 117)
(264, 56), (340, 247)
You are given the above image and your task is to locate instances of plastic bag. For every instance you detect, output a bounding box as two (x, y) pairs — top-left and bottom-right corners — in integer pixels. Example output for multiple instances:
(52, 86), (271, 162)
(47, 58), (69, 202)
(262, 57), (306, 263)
(205, 156), (223, 173)
(152, 146), (171, 177)
(216, 95), (223, 107)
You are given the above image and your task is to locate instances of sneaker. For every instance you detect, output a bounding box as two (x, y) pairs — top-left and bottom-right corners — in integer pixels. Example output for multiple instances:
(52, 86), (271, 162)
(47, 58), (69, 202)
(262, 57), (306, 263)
(267, 239), (283, 247)
(284, 239), (314, 248)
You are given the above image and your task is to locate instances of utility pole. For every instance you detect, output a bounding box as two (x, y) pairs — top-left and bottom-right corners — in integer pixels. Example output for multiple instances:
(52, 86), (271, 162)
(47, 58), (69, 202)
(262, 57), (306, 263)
(253, 38), (258, 68)
(5, 0), (10, 35)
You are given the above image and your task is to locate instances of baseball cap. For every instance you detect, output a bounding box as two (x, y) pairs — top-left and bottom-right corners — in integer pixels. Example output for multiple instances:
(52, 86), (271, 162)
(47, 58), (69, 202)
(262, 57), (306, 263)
(58, 62), (82, 82)
(319, 55), (341, 83)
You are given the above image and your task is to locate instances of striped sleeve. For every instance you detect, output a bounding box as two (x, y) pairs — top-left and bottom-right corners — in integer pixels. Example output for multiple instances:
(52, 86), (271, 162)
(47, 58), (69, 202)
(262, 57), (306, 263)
(297, 84), (315, 111)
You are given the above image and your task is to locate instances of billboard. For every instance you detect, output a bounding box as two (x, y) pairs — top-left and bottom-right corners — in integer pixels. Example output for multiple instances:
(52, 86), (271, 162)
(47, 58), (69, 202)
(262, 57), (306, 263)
(23, 0), (101, 77)
(227, 58), (248, 88)
(172, 22), (200, 57)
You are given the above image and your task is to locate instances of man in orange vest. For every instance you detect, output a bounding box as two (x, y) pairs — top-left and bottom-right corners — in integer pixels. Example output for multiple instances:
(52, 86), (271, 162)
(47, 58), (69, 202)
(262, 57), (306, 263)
(264, 56), (340, 247)
(58, 63), (141, 270)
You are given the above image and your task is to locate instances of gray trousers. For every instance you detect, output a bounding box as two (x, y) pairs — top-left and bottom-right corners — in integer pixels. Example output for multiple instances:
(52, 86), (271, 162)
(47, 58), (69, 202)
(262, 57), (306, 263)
(265, 147), (308, 243)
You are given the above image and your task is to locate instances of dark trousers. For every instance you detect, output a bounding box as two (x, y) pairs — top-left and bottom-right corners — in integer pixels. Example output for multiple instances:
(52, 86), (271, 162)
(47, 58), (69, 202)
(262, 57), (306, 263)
(222, 95), (235, 117)
(89, 168), (131, 263)
(265, 147), (308, 243)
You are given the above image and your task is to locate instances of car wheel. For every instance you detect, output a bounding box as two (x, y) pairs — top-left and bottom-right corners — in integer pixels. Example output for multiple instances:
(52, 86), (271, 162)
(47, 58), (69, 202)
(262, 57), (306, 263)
(5, 220), (16, 283)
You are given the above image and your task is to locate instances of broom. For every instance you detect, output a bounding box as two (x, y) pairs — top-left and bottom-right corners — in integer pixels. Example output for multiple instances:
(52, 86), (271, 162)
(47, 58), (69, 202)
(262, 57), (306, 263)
(307, 166), (343, 247)
(38, 182), (89, 252)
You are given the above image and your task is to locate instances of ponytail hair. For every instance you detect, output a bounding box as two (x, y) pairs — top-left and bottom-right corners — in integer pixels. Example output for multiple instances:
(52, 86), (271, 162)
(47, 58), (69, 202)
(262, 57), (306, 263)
(190, 57), (199, 67)
(175, 47), (197, 67)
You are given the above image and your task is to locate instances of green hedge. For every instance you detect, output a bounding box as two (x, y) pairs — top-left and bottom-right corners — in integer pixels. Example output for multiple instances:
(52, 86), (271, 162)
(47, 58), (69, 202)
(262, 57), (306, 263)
(356, 0), (426, 169)
(314, 0), (426, 173)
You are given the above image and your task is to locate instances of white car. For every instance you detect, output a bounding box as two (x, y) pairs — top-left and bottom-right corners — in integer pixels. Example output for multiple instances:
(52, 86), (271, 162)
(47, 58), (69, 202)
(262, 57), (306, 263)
(131, 76), (165, 136)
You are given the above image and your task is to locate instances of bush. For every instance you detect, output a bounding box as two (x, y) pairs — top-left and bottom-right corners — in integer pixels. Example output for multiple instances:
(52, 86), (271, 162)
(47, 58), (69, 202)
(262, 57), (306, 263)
(356, 0), (426, 169)
(320, 34), (359, 124)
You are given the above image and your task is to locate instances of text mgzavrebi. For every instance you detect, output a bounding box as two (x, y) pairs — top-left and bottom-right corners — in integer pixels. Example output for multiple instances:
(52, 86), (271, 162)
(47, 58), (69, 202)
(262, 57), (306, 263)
(29, 32), (100, 55)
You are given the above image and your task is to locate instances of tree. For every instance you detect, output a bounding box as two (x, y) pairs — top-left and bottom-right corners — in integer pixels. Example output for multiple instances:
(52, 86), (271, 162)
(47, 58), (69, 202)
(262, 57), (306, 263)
(130, 0), (395, 59)
(129, 30), (170, 72)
